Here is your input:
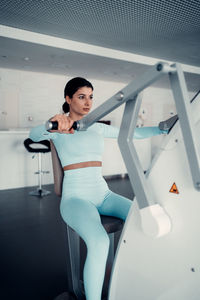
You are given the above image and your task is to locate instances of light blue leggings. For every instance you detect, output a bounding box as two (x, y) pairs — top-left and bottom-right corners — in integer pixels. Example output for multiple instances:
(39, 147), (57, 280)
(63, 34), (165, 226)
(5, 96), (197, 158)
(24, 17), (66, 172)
(60, 168), (132, 300)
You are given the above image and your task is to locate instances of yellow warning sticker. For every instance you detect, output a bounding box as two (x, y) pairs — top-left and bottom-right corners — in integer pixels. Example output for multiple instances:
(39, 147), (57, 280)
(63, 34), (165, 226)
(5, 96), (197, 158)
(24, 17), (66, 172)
(169, 182), (179, 194)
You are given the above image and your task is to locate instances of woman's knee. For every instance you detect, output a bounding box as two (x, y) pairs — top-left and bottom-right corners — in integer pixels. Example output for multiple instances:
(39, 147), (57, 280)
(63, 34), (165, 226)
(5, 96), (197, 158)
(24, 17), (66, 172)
(60, 201), (70, 223)
(88, 232), (110, 257)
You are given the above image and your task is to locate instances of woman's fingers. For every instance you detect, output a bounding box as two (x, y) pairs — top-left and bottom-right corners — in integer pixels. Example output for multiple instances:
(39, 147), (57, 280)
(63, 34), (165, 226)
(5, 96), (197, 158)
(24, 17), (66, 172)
(50, 114), (74, 134)
(68, 127), (75, 134)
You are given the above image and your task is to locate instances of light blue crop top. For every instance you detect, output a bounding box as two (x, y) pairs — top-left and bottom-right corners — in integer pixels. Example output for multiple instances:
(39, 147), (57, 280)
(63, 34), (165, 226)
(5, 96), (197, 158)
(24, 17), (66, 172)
(29, 123), (165, 167)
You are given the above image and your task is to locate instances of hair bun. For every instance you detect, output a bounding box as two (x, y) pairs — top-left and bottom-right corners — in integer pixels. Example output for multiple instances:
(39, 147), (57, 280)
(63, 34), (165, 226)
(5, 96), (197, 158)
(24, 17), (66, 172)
(62, 102), (70, 113)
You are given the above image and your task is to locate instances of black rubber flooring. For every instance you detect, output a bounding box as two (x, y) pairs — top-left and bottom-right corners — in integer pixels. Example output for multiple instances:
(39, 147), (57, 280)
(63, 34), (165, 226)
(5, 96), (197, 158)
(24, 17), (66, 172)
(0, 177), (134, 300)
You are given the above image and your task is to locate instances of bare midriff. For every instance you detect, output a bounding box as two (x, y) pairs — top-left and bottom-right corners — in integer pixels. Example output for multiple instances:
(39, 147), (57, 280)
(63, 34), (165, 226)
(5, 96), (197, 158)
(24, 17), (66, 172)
(63, 161), (102, 171)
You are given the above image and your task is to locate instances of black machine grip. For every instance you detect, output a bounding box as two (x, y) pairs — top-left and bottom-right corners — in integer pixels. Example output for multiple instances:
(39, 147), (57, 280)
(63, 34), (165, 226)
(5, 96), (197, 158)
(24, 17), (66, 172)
(45, 120), (78, 131)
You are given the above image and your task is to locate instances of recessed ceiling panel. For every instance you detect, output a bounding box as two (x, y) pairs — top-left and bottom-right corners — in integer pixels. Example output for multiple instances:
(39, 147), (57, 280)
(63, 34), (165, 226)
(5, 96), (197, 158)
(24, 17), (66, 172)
(0, 0), (200, 66)
(0, 36), (199, 91)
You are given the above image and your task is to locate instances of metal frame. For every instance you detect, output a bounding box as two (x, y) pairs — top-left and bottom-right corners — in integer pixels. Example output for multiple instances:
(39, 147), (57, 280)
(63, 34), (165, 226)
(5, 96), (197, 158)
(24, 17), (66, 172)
(76, 62), (174, 131)
(169, 64), (200, 190)
(29, 152), (51, 197)
(117, 94), (155, 209)
(76, 61), (200, 210)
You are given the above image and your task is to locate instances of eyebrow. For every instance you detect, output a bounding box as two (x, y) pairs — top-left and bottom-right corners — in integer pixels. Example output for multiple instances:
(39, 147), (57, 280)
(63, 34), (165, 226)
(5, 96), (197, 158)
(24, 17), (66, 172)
(78, 93), (93, 96)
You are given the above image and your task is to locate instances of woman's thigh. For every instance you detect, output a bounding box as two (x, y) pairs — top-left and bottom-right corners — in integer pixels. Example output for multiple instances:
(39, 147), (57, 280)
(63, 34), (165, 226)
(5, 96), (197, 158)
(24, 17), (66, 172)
(98, 191), (132, 221)
(60, 198), (108, 246)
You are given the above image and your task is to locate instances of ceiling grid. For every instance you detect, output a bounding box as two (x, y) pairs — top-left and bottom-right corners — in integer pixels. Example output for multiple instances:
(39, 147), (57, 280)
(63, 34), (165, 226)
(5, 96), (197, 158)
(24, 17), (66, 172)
(0, 0), (199, 89)
(0, 0), (199, 59)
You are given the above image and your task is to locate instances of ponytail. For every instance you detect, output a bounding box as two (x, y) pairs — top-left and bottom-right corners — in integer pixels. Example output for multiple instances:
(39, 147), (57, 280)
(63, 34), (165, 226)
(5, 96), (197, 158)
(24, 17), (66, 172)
(62, 102), (70, 113)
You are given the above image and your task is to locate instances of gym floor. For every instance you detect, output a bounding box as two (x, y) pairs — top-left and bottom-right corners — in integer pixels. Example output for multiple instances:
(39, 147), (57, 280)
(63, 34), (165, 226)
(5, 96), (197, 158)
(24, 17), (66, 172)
(0, 176), (134, 300)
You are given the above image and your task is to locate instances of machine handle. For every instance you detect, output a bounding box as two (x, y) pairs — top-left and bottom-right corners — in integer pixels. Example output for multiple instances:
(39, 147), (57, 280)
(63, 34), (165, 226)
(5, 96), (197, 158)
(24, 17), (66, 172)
(45, 120), (79, 131)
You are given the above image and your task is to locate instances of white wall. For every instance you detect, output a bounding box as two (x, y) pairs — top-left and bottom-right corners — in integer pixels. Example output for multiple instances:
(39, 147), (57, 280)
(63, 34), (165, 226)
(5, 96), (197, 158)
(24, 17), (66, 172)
(0, 131), (151, 190)
(0, 67), (127, 129)
(0, 67), (196, 190)
(0, 67), (187, 130)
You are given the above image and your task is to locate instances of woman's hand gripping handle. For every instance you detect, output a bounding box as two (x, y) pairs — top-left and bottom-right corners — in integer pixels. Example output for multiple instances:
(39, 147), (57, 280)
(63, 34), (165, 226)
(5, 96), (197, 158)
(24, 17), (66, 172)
(45, 114), (77, 134)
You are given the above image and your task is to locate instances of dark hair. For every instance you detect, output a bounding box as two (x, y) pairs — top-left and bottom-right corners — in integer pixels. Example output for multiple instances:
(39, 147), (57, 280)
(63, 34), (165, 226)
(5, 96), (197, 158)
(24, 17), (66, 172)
(62, 77), (93, 113)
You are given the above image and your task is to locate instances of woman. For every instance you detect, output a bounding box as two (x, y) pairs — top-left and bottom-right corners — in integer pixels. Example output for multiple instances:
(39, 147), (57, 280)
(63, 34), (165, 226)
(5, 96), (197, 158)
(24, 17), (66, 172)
(30, 77), (167, 300)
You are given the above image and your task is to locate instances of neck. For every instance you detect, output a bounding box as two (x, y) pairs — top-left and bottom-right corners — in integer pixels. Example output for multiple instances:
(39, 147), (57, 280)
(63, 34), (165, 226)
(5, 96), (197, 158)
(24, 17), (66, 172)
(69, 112), (84, 121)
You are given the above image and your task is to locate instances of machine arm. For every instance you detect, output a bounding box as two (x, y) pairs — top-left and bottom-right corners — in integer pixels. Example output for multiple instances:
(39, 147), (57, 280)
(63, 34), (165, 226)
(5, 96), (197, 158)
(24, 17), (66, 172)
(76, 62), (175, 131)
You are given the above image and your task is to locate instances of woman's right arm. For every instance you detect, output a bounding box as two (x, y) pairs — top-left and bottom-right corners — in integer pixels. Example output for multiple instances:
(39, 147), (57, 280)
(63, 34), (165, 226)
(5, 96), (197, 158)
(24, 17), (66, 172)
(29, 124), (55, 142)
(29, 114), (74, 142)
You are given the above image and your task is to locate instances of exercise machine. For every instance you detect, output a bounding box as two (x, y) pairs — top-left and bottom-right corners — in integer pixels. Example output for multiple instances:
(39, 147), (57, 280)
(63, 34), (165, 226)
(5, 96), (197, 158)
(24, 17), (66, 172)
(48, 62), (200, 299)
(78, 62), (200, 299)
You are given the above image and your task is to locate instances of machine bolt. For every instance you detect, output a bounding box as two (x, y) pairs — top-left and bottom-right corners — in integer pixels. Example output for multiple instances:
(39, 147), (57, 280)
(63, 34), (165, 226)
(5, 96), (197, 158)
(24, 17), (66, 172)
(195, 182), (200, 190)
(156, 63), (163, 71)
(115, 91), (124, 101)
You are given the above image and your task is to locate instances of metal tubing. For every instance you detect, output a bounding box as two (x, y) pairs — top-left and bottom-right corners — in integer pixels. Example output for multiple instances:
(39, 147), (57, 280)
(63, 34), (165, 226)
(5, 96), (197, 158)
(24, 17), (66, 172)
(77, 62), (173, 131)
(38, 152), (42, 190)
(169, 63), (200, 190)
(118, 94), (156, 209)
(67, 227), (85, 299)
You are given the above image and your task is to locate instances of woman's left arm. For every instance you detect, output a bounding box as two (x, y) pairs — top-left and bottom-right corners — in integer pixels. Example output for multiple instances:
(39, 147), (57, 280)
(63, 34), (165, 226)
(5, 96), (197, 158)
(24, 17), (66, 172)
(133, 126), (167, 139)
(98, 123), (167, 139)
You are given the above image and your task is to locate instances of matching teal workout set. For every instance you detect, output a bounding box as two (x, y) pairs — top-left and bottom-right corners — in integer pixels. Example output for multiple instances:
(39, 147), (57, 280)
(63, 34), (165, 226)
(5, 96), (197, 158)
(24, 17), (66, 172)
(30, 123), (166, 300)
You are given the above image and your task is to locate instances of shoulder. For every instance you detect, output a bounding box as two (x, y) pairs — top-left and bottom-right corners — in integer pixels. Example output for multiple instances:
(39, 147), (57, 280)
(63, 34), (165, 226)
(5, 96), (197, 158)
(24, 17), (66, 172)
(90, 122), (104, 133)
(90, 122), (111, 134)
(90, 122), (119, 138)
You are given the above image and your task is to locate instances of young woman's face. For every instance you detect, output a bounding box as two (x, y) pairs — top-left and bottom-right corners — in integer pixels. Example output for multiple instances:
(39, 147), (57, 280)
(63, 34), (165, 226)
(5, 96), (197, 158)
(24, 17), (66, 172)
(66, 86), (93, 120)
